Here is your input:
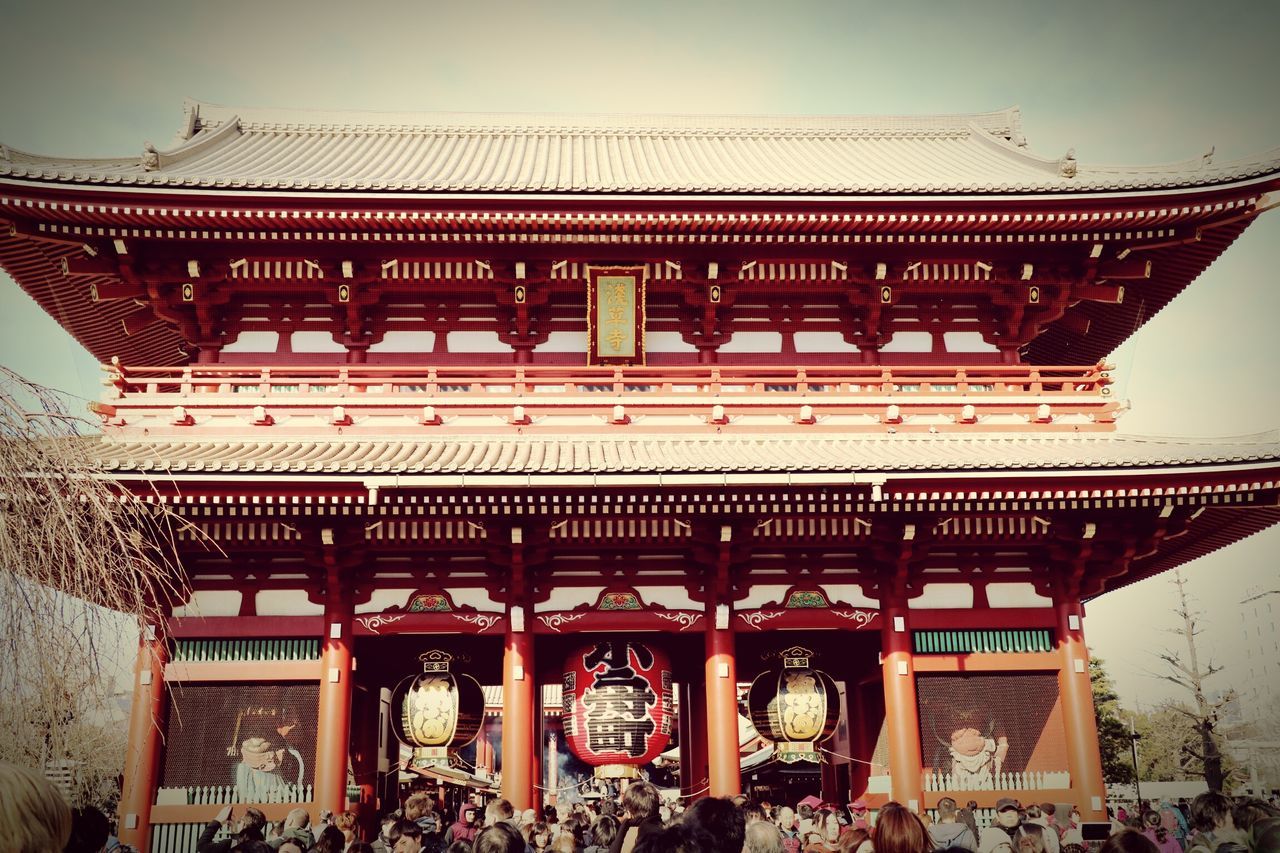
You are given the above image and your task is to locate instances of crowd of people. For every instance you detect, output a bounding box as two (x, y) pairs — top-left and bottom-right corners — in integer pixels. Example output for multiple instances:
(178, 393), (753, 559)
(4, 762), (1280, 853)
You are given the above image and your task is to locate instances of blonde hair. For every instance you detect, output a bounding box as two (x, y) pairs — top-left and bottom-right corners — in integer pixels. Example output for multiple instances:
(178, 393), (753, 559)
(0, 763), (72, 853)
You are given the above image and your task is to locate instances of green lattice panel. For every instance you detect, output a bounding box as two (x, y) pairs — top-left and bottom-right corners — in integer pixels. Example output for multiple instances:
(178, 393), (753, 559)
(912, 629), (1053, 654)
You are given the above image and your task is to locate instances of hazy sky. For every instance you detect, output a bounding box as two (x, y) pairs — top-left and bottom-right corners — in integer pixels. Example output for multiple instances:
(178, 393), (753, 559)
(1, 0), (1278, 710)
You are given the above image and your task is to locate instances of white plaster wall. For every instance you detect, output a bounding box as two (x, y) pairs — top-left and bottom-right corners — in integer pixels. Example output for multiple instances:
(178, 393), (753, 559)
(535, 331), (588, 353)
(793, 331), (860, 353)
(645, 332), (699, 353)
(880, 331), (933, 352)
(909, 583), (974, 609)
(357, 588), (418, 614)
(172, 590), (242, 617)
(819, 584), (879, 609)
(535, 586), (605, 613)
(368, 331), (435, 353)
(291, 331), (348, 353)
(255, 590), (324, 616)
(633, 586), (696, 610)
(986, 583), (1052, 607)
(221, 331), (279, 353)
(943, 331), (999, 353)
(446, 331), (513, 353)
(717, 332), (782, 353)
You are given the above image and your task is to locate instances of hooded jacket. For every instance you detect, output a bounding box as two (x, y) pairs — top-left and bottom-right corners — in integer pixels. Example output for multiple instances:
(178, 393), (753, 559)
(930, 821), (977, 851)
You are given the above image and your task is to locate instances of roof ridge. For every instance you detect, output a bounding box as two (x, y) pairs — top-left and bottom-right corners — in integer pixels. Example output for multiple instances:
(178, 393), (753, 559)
(186, 98), (1024, 139)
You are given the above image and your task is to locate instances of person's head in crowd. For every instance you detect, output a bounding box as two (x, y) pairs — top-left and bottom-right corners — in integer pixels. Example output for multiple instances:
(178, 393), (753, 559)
(1191, 792), (1234, 833)
(474, 823), (527, 853)
(229, 842), (272, 853)
(873, 802), (932, 853)
(487, 799), (515, 826)
(277, 841), (305, 853)
(445, 842), (472, 853)
(521, 808), (538, 828)
(65, 805), (112, 853)
(1017, 823), (1046, 853)
(1097, 829), (1160, 853)
(592, 814), (620, 849)
(1233, 798), (1280, 834)
(281, 807), (310, 831)
(936, 797), (959, 823)
(1041, 804), (1057, 821)
(383, 818), (404, 851)
(838, 828), (871, 853)
(995, 797), (1023, 829)
(744, 819), (785, 853)
(776, 806), (797, 832)
(745, 801), (767, 826)
(530, 821), (552, 849)
(551, 832), (576, 853)
(815, 808), (841, 843)
(683, 796), (745, 853)
(392, 820), (423, 853)
(622, 781), (661, 823)
(404, 792), (430, 822)
(334, 811), (358, 846)
(632, 822), (710, 853)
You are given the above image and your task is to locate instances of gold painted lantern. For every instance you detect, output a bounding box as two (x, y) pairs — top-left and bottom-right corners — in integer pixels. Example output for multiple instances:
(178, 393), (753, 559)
(391, 650), (485, 767)
(746, 646), (841, 763)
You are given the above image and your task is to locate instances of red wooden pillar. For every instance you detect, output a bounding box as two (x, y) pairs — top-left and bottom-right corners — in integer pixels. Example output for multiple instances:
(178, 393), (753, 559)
(880, 598), (924, 811)
(704, 604), (741, 797)
(846, 680), (872, 801)
(315, 566), (354, 815)
(1055, 593), (1108, 820)
(678, 681), (710, 799)
(119, 621), (167, 853)
(501, 606), (536, 810)
(531, 695), (544, 813)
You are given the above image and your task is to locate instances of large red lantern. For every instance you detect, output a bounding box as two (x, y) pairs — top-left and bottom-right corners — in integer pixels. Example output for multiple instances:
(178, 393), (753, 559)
(391, 650), (485, 767)
(746, 646), (841, 763)
(562, 641), (673, 779)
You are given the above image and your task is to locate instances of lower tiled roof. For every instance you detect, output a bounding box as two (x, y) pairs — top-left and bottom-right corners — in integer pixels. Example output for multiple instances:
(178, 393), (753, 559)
(93, 430), (1280, 477)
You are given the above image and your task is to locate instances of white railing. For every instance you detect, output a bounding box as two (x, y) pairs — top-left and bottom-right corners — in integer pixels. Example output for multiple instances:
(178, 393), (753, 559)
(923, 770), (1071, 792)
(156, 784), (315, 805)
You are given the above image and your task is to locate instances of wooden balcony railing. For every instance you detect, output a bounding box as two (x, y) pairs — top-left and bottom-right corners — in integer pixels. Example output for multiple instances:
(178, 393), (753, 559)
(96, 361), (1120, 435)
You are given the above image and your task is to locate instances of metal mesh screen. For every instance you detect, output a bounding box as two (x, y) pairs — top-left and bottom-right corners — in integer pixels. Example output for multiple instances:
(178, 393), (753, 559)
(917, 673), (1067, 783)
(161, 683), (319, 800)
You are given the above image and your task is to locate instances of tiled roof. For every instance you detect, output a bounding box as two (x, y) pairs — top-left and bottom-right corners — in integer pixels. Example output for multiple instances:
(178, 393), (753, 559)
(4, 100), (1278, 195)
(93, 430), (1280, 478)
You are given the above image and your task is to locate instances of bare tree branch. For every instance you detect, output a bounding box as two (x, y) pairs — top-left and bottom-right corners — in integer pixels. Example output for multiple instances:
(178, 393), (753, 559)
(0, 366), (190, 806)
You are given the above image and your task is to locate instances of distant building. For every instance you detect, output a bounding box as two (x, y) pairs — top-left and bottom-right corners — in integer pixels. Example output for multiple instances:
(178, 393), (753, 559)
(1239, 588), (1280, 727)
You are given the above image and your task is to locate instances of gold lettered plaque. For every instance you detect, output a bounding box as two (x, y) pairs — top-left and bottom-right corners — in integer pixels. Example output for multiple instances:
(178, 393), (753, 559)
(586, 266), (646, 365)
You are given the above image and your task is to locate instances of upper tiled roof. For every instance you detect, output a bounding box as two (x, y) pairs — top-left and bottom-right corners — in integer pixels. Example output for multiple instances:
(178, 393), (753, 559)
(93, 429), (1280, 478)
(3, 99), (1278, 195)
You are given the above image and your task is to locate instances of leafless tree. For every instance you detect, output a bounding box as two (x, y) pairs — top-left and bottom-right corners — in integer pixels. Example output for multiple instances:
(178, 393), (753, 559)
(0, 365), (189, 805)
(1152, 571), (1233, 791)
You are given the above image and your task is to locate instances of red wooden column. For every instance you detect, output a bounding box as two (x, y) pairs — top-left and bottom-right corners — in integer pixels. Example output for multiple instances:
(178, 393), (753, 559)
(119, 620), (168, 853)
(846, 680), (872, 801)
(704, 602), (742, 797)
(501, 605), (536, 810)
(880, 597), (924, 811)
(315, 566), (354, 815)
(1055, 590), (1108, 820)
(678, 681), (710, 799)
